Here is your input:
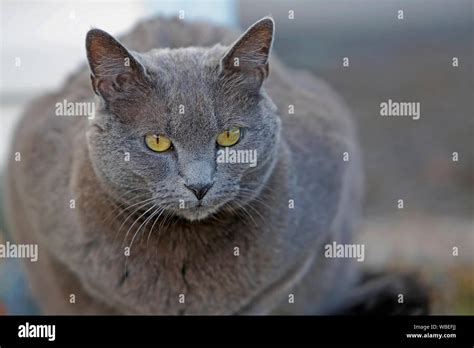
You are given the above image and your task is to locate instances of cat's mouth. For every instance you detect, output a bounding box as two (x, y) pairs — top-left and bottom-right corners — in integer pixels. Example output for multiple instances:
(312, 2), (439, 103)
(163, 195), (234, 222)
(173, 204), (222, 221)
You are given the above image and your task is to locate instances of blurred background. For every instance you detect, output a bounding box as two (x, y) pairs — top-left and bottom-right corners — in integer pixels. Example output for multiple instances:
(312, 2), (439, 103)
(0, 0), (472, 314)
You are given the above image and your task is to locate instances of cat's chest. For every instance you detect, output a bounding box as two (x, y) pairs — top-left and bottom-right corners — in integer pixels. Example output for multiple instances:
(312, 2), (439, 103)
(76, 208), (289, 314)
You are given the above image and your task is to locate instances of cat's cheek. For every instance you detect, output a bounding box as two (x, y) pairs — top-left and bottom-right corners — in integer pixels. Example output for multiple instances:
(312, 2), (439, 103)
(131, 156), (176, 184)
(85, 127), (100, 149)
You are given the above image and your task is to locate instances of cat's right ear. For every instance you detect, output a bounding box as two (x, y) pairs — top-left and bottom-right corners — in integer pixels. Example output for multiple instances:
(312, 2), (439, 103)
(220, 17), (274, 90)
(86, 29), (148, 101)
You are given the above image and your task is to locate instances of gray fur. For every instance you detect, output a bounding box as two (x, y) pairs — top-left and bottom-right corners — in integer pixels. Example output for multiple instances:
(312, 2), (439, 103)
(4, 17), (363, 314)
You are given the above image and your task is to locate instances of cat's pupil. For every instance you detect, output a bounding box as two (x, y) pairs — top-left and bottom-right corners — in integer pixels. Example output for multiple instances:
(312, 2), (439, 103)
(226, 131), (230, 138)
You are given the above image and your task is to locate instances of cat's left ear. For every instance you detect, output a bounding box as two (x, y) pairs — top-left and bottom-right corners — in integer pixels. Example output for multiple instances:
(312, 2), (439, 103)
(86, 29), (148, 101)
(220, 17), (274, 87)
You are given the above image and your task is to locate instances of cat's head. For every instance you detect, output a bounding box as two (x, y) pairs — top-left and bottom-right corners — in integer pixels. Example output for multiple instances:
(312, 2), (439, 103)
(85, 17), (280, 221)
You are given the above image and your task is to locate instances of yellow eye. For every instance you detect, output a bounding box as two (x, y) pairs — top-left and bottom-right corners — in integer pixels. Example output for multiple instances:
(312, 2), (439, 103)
(216, 127), (241, 147)
(145, 134), (172, 152)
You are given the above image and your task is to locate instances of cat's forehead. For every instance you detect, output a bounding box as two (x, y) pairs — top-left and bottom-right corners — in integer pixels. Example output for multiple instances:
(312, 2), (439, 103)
(143, 46), (223, 85)
(140, 46), (239, 135)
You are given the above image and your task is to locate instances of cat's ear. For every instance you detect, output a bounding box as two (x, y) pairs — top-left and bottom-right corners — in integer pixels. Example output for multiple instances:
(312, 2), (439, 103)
(86, 29), (147, 101)
(220, 17), (274, 87)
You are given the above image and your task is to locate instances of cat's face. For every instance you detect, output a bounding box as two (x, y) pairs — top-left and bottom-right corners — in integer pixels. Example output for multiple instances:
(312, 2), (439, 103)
(86, 18), (280, 221)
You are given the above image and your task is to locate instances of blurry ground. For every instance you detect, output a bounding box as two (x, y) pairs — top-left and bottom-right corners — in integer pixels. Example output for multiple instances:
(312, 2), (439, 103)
(360, 217), (473, 314)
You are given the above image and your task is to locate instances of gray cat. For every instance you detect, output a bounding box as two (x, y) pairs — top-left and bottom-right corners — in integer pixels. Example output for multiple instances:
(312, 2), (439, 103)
(4, 16), (426, 315)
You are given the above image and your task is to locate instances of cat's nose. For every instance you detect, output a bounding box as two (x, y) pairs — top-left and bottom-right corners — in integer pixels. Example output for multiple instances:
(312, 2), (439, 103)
(185, 183), (213, 201)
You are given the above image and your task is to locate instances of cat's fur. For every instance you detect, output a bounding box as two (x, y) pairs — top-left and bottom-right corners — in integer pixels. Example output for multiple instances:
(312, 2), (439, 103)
(5, 17), (366, 314)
